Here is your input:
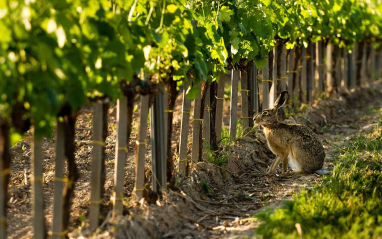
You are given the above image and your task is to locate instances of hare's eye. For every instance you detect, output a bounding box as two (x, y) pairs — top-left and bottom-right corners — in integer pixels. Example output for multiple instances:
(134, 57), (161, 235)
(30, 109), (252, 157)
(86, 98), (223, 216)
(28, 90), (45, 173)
(262, 111), (268, 116)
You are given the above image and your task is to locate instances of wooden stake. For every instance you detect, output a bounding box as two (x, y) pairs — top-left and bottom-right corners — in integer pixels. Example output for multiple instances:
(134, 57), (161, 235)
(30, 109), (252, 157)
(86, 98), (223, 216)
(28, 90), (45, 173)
(269, 48), (277, 106)
(32, 132), (46, 239)
(361, 41), (367, 85)
(262, 57), (270, 110)
(370, 44), (376, 80)
(178, 83), (192, 176)
(240, 68), (250, 129)
(51, 122), (65, 239)
(89, 102), (105, 229)
(251, 64), (259, 115)
(151, 89), (168, 191)
(287, 49), (294, 95)
(301, 46), (307, 103)
(230, 70), (240, 141)
(342, 48), (349, 89)
(378, 49), (382, 80)
(113, 97), (128, 214)
(326, 44), (332, 90)
(202, 87), (211, 148)
(215, 73), (226, 142)
(307, 42), (314, 101)
(134, 95), (149, 201)
(191, 83), (202, 165)
(280, 44), (287, 91)
(0, 121), (10, 239)
(348, 48), (355, 89)
(334, 45), (342, 91)
(316, 41), (325, 92)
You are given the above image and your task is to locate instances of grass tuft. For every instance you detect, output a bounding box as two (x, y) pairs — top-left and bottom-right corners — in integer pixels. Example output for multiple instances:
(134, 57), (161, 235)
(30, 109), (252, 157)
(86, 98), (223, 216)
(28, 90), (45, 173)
(254, 126), (382, 239)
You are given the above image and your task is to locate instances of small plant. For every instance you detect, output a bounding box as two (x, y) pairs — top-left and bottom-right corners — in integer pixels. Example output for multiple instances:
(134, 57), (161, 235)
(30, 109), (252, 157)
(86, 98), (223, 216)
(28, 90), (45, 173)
(365, 105), (380, 116)
(219, 119), (247, 145)
(284, 103), (308, 119)
(200, 181), (216, 198)
(317, 92), (329, 100)
(320, 125), (331, 133)
(204, 141), (230, 166)
(86, 115), (92, 124)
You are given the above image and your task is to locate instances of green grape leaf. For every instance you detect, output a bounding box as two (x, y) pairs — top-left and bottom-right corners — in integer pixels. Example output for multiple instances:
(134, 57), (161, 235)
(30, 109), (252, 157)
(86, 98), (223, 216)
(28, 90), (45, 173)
(118, 20), (133, 46)
(262, 0), (272, 7)
(167, 4), (178, 13)
(185, 85), (201, 99)
(194, 57), (208, 80)
(255, 57), (267, 69)
(231, 37), (240, 51)
(0, 22), (11, 43)
(218, 6), (234, 22)
(184, 33), (196, 55)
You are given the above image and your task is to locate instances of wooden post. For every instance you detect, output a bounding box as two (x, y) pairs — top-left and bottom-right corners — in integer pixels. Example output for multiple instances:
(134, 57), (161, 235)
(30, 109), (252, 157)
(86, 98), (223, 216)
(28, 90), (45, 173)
(334, 45), (342, 91)
(370, 44), (376, 80)
(361, 41), (367, 85)
(365, 41), (372, 82)
(342, 48), (349, 89)
(32, 132), (46, 239)
(202, 87), (210, 148)
(269, 48), (277, 106)
(294, 47), (302, 106)
(133, 95), (149, 201)
(326, 43), (332, 90)
(262, 57), (270, 110)
(348, 48), (355, 89)
(280, 43), (287, 91)
(0, 162), (4, 239)
(307, 42), (314, 101)
(215, 72), (226, 142)
(379, 49), (382, 80)
(51, 122), (65, 238)
(0, 121), (10, 239)
(191, 84), (202, 165)
(251, 64), (259, 114)
(230, 69), (240, 141)
(89, 102), (105, 229)
(113, 97), (128, 214)
(378, 49), (382, 80)
(240, 68), (250, 129)
(301, 46), (307, 103)
(178, 84), (192, 176)
(355, 41), (364, 86)
(316, 41), (325, 92)
(0, 149), (4, 239)
(287, 48), (294, 95)
(151, 89), (168, 191)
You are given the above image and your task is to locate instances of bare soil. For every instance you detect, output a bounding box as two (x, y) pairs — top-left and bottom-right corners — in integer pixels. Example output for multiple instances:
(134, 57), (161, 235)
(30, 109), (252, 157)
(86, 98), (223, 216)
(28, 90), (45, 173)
(6, 82), (382, 239)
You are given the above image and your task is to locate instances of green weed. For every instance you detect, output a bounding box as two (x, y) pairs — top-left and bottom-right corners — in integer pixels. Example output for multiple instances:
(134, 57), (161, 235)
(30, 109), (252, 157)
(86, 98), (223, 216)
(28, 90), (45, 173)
(204, 140), (230, 166)
(254, 127), (382, 239)
(219, 119), (247, 145)
(200, 181), (216, 198)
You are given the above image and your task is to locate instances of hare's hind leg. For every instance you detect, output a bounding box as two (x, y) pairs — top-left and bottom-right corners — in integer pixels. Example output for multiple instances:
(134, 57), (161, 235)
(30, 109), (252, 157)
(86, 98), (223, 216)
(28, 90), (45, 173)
(282, 156), (289, 174)
(268, 155), (286, 174)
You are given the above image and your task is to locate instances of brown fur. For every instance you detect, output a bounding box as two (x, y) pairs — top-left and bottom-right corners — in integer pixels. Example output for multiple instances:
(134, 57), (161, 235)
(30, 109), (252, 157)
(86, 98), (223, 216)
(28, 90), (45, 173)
(254, 92), (325, 174)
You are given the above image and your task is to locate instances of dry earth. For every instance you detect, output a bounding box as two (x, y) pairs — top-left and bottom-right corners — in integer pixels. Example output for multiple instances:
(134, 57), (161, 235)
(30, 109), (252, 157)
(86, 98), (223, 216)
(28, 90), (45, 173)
(5, 81), (382, 238)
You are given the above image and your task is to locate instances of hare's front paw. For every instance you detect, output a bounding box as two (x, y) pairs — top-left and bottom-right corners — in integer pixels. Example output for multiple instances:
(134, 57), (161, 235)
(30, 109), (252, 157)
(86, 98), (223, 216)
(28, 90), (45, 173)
(266, 167), (276, 175)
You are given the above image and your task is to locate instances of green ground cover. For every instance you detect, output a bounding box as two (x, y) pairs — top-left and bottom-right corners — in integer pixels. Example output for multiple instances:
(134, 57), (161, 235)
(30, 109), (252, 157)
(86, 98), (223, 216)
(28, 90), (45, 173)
(254, 124), (382, 239)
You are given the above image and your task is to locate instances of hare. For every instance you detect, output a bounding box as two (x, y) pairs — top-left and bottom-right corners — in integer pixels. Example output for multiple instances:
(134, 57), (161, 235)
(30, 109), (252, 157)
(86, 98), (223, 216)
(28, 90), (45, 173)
(254, 91), (326, 174)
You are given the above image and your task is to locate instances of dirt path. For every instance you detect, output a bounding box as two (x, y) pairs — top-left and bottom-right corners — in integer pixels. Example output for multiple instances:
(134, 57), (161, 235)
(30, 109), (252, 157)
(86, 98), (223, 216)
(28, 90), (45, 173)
(5, 83), (382, 238)
(195, 86), (382, 239)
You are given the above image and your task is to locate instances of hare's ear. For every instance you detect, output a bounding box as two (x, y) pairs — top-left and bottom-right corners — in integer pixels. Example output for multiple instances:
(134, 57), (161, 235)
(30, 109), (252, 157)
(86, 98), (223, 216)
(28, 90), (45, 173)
(273, 91), (288, 109)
